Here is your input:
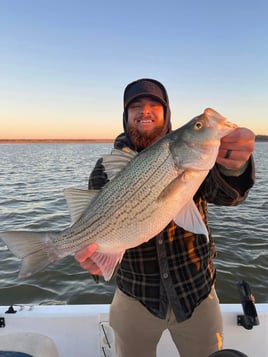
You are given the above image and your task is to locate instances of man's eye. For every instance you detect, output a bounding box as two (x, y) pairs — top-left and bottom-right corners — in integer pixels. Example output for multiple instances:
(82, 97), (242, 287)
(130, 105), (140, 110)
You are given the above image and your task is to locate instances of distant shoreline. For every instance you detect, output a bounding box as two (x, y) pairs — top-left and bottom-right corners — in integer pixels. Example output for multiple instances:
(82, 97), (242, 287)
(255, 135), (268, 142)
(0, 135), (267, 143)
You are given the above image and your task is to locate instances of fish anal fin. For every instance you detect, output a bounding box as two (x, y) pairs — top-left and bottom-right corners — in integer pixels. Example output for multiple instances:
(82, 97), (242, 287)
(64, 188), (99, 224)
(90, 250), (125, 281)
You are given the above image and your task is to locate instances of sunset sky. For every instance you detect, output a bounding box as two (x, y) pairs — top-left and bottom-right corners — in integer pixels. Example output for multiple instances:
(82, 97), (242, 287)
(1, 0), (267, 139)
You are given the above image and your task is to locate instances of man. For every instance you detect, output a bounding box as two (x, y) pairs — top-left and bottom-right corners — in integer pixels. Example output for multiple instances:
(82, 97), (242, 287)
(75, 79), (255, 357)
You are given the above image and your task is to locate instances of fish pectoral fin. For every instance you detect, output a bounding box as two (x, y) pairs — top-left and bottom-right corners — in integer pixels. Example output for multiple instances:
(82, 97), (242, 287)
(64, 188), (99, 224)
(174, 200), (209, 241)
(102, 148), (138, 181)
(90, 250), (125, 281)
(0, 231), (59, 278)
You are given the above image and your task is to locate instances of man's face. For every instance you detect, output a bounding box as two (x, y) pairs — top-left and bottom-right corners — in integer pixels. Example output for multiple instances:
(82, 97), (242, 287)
(127, 97), (165, 149)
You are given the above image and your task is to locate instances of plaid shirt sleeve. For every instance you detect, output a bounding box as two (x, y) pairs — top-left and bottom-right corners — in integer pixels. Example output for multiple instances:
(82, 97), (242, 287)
(199, 156), (255, 206)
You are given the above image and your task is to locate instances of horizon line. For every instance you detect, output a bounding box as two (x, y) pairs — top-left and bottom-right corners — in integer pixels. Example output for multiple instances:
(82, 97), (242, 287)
(0, 135), (267, 144)
(0, 139), (114, 143)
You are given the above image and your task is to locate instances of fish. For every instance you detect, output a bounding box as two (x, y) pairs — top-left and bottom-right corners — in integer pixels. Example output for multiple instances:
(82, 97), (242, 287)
(0, 108), (237, 281)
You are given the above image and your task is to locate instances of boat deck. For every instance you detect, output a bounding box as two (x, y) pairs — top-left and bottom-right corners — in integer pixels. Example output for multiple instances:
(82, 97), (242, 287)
(0, 304), (267, 356)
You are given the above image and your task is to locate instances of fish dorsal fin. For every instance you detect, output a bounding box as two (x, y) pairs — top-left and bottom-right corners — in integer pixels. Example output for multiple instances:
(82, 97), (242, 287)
(90, 250), (125, 281)
(64, 188), (99, 224)
(174, 200), (209, 242)
(102, 148), (137, 181)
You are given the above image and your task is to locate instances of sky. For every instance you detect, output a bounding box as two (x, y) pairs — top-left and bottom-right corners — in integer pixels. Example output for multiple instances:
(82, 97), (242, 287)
(1, 0), (268, 139)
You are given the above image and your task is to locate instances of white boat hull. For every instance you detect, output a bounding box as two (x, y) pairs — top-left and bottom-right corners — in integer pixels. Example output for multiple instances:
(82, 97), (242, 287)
(0, 304), (267, 357)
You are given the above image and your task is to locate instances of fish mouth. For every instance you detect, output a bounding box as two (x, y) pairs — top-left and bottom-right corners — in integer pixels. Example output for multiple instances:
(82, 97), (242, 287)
(203, 108), (238, 129)
(227, 121), (238, 128)
(222, 119), (238, 129)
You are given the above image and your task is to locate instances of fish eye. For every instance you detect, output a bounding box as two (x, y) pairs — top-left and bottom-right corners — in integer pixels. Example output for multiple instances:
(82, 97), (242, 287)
(194, 121), (203, 129)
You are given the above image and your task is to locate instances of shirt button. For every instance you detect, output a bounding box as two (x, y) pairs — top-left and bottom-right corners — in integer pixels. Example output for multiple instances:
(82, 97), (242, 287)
(163, 273), (169, 279)
(158, 239), (163, 245)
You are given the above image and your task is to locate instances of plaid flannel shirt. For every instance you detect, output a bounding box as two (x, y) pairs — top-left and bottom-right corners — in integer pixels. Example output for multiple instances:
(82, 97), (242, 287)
(88, 144), (255, 322)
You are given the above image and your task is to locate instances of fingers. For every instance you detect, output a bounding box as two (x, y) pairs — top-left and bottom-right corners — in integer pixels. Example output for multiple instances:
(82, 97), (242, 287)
(74, 243), (102, 275)
(216, 147), (252, 170)
(75, 243), (98, 263)
(221, 127), (255, 147)
(218, 140), (255, 155)
(217, 127), (255, 170)
(80, 259), (102, 276)
(216, 156), (249, 170)
(218, 148), (251, 161)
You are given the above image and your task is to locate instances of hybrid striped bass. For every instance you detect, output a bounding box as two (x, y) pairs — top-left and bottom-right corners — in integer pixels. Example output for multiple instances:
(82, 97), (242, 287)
(0, 108), (237, 280)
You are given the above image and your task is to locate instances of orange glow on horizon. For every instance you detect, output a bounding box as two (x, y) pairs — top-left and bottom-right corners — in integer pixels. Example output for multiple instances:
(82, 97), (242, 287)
(1, 118), (121, 140)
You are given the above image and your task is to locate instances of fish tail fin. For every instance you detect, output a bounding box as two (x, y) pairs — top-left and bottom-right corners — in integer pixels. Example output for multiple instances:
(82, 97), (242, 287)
(1, 231), (59, 278)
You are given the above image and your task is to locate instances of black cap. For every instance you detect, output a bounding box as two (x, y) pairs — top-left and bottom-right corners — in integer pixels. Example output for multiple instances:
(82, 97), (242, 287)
(123, 78), (169, 109)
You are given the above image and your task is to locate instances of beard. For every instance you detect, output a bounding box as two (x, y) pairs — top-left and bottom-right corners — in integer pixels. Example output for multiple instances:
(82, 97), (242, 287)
(127, 123), (166, 151)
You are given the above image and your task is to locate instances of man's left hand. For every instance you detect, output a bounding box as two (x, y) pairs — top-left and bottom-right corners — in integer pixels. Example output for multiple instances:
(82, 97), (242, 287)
(216, 127), (255, 170)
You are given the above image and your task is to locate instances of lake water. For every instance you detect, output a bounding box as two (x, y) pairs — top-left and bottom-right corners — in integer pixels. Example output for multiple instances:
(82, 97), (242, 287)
(0, 142), (267, 306)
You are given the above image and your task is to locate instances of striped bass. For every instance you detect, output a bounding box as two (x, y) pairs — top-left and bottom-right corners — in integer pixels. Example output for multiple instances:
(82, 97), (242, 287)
(0, 108), (237, 280)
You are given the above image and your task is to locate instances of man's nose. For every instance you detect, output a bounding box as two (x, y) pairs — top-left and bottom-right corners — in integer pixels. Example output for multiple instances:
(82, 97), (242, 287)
(141, 104), (151, 114)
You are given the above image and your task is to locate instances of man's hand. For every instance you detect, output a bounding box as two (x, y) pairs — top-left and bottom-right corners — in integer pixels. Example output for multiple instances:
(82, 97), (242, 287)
(74, 243), (102, 276)
(216, 128), (255, 171)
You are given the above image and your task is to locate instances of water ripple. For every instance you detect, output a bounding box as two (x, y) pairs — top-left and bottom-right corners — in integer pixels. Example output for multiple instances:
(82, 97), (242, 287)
(0, 142), (267, 305)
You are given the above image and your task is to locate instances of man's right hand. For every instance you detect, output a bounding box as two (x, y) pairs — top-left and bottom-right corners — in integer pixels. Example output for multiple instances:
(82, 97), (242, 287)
(74, 243), (102, 276)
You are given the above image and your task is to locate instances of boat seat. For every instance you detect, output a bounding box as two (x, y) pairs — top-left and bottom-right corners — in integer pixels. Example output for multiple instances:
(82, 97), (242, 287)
(0, 332), (59, 357)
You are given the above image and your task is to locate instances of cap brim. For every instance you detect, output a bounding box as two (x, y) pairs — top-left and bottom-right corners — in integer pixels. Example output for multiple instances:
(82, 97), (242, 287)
(125, 93), (167, 108)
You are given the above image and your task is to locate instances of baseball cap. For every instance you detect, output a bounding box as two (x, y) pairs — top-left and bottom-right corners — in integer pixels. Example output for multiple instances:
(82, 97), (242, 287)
(123, 78), (169, 109)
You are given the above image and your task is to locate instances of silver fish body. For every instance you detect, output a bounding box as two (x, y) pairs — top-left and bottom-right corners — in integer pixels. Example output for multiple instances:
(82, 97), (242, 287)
(0, 108), (237, 280)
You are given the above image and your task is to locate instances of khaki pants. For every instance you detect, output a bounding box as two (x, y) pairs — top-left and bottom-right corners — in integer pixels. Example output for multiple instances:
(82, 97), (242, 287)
(110, 288), (223, 357)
